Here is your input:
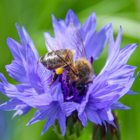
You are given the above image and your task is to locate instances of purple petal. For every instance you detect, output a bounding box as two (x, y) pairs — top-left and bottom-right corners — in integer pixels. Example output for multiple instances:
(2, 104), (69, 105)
(18, 106), (31, 119)
(111, 101), (131, 110)
(57, 110), (66, 136)
(97, 108), (114, 121)
(41, 102), (60, 135)
(85, 107), (101, 125)
(104, 26), (122, 70)
(15, 23), (26, 56)
(0, 73), (8, 85)
(118, 43), (137, 65)
(61, 102), (80, 116)
(78, 111), (87, 127)
(12, 110), (23, 118)
(85, 23), (112, 61)
(15, 84), (37, 95)
(0, 98), (25, 111)
(58, 18), (66, 28)
(103, 121), (107, 132)
(0, 98), (31, 119)
(26, 45), (42, 93)
(89, 72), (108, 94)
(89, 90), (120, 110)
(18, 94), (52, 108)
(41, 115), (56, 136)
(80, 12), (96, 42)
(107, 120), (118, 130)
(27, 107), (49, 126)
(22, 26), (39, 60)
(52, 15), (65, 39)
(0, 73), (32, 98)
(108, 65), (136, 80)
(127, 90), (139, 95)
(26, 44), (37, 73)
(44, 32), (60, 52)
(12, 106), (31, 119)
(6, 36), (29, 83)
(103, 120), (118, 132)
(16, 24), (39, 62)
(66, 22), (86, 59)
(51, 83), (63, 103)
(5, 60), (28, 83)
(108, 27), (115, 57)
(65, 9), (81, 29)
(6, 38), (23, 62)
(118, 75), (138, 99)
(106, 44), (137, 73)
(0, 73), (20, 97)
(26, 46), (52, 94)
(36, 63), (52, 93)
(27, 102), (61, 126)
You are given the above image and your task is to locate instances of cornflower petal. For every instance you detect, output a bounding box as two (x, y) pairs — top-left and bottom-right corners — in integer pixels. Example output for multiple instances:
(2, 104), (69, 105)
(0, 98), (31, 119)
(85, 23), (112, 61)
(80, 12), (96, 41)
(52, 14), (66, 39)
(111, 101), (131, 110)
(78, 111), (87, 127)
(85, 107), (102, 125)
(6, 37), (28, 83)
(97, 108), (114, 121)
(27, 107), (49, 126)
(22, 26), (40, 60)
(61, 102), (80, 117)
(0, 98), (26, 111)
(5, 24), (39, 83)
(12, 106), (31, 119)
(57, 110), (66, 136)
(65, 9), (81, 29)
(127, 90), (139, 95)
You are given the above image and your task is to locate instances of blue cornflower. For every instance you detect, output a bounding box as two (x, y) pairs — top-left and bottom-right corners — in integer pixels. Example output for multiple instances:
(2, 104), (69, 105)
(0, 9), (138, 136)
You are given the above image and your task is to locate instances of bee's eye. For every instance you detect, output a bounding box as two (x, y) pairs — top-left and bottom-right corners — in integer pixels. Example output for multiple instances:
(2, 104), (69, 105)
(76, 84), (87, 91)
(76, 73), (79, 77)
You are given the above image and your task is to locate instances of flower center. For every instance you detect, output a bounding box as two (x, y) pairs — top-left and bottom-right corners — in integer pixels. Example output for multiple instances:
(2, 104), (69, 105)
(60, 56), (94, 103)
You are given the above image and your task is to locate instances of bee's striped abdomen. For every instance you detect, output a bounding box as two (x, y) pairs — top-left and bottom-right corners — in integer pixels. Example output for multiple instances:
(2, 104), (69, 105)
(38, 49), (74, 70)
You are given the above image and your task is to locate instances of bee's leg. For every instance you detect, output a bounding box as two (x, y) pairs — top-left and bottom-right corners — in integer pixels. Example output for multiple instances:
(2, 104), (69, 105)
(59, 74), (62, 83)
(84, 79), (93, 84)
(72, 81), (76, 87)
(59, 74), (65, 93)
(66, 72), (74, 96)
(49, 72), (58, 87)
(69, 83), (73, 96)
(77, 80), (93, 96)
(90, 56), (94, 65)
(78, 85), (88, 96)
(66, 72), (70, 88)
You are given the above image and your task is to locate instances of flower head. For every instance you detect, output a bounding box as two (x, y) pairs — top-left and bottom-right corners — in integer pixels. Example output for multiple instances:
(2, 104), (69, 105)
(75, 26), (138, 128)
(0, 9), (138, 136)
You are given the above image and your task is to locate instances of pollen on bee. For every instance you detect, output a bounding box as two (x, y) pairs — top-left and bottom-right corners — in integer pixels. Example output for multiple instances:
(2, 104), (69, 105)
(56, 67), (64, 75)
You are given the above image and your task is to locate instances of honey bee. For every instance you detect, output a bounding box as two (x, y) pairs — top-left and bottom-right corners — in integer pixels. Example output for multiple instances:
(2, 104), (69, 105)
(38, 22), (93, 93)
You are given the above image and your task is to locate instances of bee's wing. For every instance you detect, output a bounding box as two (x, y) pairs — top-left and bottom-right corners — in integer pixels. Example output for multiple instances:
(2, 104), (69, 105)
(45, 32), (78, 76)
(44, 32), (64, 52)
(66, 22), (87, 60)
(45, 35), (73, 66)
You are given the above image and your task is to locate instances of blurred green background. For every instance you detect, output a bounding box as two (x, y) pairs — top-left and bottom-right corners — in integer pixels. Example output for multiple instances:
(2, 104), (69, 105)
(0, 0), (140, 140)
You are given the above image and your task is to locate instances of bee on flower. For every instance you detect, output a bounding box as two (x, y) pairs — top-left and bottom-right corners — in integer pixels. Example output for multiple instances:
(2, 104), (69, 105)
(0, 9), (138, 137)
